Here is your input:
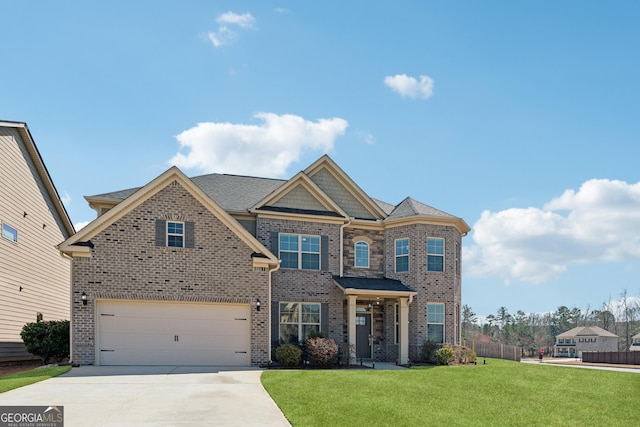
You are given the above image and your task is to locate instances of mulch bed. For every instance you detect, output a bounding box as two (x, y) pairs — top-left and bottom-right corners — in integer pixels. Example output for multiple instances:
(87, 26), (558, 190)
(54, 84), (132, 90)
(0, 361), (43, 377)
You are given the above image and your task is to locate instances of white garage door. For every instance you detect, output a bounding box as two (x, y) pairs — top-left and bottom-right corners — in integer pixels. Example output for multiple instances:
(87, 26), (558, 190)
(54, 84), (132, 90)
(96, 300), (250, 366)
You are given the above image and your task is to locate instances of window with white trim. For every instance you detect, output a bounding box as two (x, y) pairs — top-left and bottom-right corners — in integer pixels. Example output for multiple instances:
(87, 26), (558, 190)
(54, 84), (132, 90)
(427, 237), (444, 272)
(355, 241), (369, 268)
(279, 234), (320, 270)
(395, 238), (409, 273)
(427, 303), (445, 343)
(279, 302), (321, 343)
(1, 223), (18, 243)
(455, 242), (460, 276)
(167, 221), (184, 248)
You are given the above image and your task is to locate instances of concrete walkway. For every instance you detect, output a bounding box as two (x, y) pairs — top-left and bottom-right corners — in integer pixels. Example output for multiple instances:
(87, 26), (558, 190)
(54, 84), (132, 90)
(0, 366), (291, 426)
(521, 358), (640, 374)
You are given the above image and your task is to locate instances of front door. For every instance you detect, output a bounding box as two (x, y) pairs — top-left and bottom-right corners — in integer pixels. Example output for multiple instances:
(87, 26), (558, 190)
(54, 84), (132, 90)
(356, 313), (371, 359)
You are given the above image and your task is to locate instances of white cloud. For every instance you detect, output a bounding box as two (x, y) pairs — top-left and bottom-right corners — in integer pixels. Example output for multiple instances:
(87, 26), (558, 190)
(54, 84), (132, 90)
(60, 191), (71, 206)
(208, 11), (255, 48)
(464, 179), (640, 284)
(216, 12), (256, 28)
(384, 74), (434, 99)
(169, 113), (348, 177)
(74, 221), (90, 230)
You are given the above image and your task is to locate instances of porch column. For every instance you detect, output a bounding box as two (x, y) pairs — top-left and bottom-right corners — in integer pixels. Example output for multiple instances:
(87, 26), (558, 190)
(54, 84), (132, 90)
(398, 297), (409, 365)
(347, 295), (357, 364)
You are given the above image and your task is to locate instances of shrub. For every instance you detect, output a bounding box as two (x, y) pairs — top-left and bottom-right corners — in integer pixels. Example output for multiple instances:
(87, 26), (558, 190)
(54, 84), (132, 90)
(420, 339), (438, 363)
(454, 346), (477, 364)
(305, 337), (338, 368)
(275, 344), (302, 367)
(20, 320), (70, 364)
(434, 345), (455, 366)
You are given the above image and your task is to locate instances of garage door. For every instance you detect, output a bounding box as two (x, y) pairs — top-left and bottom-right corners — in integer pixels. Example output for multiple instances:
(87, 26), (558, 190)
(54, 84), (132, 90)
(96, 300), (250, 366)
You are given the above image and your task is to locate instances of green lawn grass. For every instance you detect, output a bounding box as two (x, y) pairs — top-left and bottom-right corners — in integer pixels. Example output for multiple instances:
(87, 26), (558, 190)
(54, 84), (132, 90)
(0, 366), (71, 393)
(262, 359), (640, 427)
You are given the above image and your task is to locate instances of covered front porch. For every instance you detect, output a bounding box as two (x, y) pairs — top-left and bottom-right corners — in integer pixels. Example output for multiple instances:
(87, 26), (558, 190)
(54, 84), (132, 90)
(333, 277), (417, 365)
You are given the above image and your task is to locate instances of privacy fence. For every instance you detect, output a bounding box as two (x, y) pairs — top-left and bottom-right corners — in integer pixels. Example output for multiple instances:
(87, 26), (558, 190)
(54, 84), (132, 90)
(582, 351), (640, 365)
(462, 340), (521, 362)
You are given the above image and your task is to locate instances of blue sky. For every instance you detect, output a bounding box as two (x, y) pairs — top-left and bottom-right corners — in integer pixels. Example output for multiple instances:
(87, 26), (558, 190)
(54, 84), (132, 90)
(2, 1), (639, 318)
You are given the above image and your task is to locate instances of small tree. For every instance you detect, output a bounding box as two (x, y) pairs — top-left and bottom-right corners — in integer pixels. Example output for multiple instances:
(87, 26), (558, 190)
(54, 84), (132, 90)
(20, 320), (70, 364)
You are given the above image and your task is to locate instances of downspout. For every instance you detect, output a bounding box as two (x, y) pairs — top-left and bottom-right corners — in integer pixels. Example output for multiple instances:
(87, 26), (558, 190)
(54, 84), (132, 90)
(339, 218), (352, 277)
(267, 262), (280, 363)
(61, 251), (74, 365)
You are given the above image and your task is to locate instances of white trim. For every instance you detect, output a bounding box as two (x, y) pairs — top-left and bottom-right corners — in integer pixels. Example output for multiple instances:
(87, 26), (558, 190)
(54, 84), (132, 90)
(354, 241), (369, 268)
(427, 237), (445, 272)
(394, 238), (409, 273)
(426, 302), (445, 343)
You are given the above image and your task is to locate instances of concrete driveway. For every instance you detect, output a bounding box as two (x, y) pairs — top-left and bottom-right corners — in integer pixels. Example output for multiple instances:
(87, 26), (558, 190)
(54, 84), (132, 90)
(0, 366), (291, 426)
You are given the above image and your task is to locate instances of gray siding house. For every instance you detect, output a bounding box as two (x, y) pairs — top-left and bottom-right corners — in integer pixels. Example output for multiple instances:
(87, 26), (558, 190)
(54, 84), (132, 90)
(553, 326), (619, 358)
(0, 121), (74, 362)
(60, 155), (469, 366)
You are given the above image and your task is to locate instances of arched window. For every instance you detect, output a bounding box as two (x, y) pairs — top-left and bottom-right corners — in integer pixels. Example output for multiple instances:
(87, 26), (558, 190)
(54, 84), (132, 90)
(355, 241), (369, 268)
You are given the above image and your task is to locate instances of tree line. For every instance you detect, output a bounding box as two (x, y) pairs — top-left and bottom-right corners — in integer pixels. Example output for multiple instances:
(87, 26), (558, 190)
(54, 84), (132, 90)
(462, 290), (640, 356)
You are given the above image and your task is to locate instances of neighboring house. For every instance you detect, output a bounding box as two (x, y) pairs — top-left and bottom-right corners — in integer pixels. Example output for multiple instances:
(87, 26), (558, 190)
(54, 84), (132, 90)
(630, 333), (640, 352)
(553, 326), (619, 358)
(59, 155), (470, 366)
(0, 121), (74, 362)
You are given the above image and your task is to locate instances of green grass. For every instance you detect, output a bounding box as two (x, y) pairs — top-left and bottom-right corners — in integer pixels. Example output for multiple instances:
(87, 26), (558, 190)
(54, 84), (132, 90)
(0, 366), (71, 393)
(262, 359), (640, 427)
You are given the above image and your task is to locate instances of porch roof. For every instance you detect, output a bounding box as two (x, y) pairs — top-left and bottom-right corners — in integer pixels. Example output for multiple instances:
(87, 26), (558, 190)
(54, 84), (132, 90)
(333, 276), (417, 298)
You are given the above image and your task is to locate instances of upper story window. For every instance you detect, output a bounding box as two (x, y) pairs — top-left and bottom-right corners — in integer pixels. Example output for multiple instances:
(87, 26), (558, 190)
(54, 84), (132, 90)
(395, 238), (409, 273)
(167, 221), (184, 248)
(427, 237), (444, 272)
(355, 241), (369, 268)
(427, 303), (445, 343)
(1, 223), (18, 243)
(455, 242), (460, 276)
(280, 233), (320, 270)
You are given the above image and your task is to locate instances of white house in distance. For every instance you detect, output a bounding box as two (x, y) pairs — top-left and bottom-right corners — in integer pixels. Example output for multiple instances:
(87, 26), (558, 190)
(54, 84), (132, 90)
(0, 121), (74, 362)
(630, 333), (640, 352)
(553, 326), (619, 358)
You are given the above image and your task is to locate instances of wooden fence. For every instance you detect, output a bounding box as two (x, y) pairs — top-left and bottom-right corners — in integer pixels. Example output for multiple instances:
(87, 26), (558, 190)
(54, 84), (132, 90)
(462, 341), (521, 362)
(582, 351), (640, 365)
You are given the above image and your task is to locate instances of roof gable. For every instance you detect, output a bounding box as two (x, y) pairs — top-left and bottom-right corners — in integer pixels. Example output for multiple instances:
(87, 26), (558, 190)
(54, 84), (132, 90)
(385, 197), (471, 234)
(1, 121), (74, 237)
(250, 171), (347, 219)
(557, 326), (619, 338)
(304, 155), (387, 220)
(59, 166), (278, 267)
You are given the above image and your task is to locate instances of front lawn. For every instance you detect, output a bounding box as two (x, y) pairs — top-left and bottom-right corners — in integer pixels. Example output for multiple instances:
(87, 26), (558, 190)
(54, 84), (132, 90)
(262, 359), (640, 426)
(0, 366), (71, 393)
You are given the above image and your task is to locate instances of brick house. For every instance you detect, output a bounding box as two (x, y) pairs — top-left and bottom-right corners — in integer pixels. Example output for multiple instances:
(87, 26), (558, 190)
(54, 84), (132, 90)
(59, 155), (470, 366)
(553, 326), (619, 358)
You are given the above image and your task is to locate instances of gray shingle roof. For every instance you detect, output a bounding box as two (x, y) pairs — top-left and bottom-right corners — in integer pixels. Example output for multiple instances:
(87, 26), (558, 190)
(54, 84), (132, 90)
(387, 197), (457, 220)
(90, 173), (286, 213)
(557, 326), (619, 338)
(333, 276), (414, 292)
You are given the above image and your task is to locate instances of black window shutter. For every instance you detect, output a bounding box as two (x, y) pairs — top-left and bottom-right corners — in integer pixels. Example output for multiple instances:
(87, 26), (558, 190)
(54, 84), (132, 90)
(321, 303), (329, 336)
(271, 300), (280, 357)
(270, 232), (279, 257)
(185, 221), (195, 248)
(321, 235), (329, 271)
(155, 219), (166, 246)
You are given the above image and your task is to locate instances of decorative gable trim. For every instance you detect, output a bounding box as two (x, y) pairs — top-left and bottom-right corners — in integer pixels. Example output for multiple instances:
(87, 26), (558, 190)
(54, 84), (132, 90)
(250, 171), (348, 220)
(304, 155), (387, 220)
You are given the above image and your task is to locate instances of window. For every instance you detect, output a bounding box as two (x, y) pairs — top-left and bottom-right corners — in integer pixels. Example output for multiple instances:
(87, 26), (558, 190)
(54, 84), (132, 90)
(355, 241), (369, 268)
(1, 223), (18, 242)
(279, 234), (320, 270)
(455, 242), (460, 276)
(395, 238), (409, 272)
(279, 302), (321, 343)
(167, 221), (184, 248)
(427, 303), (445, 343)
(427, 237), (444, 272)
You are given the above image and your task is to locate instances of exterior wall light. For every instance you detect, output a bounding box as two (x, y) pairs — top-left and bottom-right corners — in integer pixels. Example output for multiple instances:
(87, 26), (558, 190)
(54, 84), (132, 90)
(81, 292), (88, 306)
(256, 298), (261, 311)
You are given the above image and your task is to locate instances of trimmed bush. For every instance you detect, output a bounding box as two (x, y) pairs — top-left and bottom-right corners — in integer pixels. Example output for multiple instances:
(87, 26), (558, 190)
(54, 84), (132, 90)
(20, 320), (70, 364)
(420, 339), (438, 363)
(275, 343), (302, 367)
(305, 337), (338, 368)
(435, 345), (455, 366)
